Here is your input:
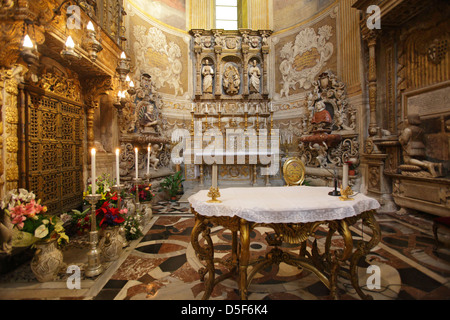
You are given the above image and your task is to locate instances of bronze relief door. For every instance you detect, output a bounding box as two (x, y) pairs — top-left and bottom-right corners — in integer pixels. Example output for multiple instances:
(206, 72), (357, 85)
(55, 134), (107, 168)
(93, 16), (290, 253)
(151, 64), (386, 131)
(21, 86), (84, 215)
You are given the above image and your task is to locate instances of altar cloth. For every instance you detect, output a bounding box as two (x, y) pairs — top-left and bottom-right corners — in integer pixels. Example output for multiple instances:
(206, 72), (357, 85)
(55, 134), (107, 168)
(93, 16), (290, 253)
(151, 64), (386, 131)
(188, 186), (380, 224)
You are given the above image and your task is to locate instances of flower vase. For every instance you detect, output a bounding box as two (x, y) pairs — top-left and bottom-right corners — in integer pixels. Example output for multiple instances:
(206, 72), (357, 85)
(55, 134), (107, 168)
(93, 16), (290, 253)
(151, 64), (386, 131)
(99, 226), (123, 262)
(30, 237), (63, 282)
(140, 202), (152, 225)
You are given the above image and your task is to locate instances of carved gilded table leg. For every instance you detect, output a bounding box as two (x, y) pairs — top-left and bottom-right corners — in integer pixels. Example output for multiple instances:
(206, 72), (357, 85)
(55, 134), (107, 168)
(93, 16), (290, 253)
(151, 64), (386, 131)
(239, 218), (251, 300)
(190, 213), (215, 300)
(349, 210), (381, 300)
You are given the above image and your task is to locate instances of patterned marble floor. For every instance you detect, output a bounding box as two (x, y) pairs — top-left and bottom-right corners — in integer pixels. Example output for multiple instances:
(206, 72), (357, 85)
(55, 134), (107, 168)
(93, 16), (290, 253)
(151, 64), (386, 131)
(92, 202), (450, 300)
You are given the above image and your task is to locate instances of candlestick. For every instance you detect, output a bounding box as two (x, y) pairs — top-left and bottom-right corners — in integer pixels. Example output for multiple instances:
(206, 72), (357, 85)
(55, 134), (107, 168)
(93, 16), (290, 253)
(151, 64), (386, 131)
(91, 148), (96, 195)
(115, 148), (120, 186)
(147, 144), (151, 175)
(212, 163), (218, 188)
(135, 147), (138, 179)
(84, 193), (103, 277)
(343, 163), (349, 189)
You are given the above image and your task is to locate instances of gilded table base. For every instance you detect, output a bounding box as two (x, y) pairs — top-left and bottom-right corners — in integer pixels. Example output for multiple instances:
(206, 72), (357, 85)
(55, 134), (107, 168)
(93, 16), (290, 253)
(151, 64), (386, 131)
(190, 208), (380, 300)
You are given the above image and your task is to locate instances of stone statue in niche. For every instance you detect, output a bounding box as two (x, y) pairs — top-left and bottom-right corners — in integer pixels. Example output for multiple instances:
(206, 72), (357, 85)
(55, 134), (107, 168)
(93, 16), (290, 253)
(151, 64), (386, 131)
(223, 62), (240, 95)
(399, 113), (443, 177)
(248, 59), (261, 94)
(202, 59), (214, 94)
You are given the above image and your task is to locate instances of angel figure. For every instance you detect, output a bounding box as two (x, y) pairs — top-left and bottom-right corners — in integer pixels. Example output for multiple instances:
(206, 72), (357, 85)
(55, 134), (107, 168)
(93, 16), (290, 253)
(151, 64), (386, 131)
(149, 143), (162, 170)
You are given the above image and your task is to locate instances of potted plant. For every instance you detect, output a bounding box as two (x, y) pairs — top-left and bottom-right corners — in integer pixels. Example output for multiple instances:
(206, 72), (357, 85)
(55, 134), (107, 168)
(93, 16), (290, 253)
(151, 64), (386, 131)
(159, 171), (185, 201)
(2, 189), (69, 282)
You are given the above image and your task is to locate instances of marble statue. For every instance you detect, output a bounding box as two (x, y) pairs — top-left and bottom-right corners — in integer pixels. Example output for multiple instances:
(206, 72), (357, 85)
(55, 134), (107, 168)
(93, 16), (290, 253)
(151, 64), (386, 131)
(149, 143), (162, 170)
(399, 113), (443, 177)
(223, 63), (240, 95)
(248, 59), (261, 93)
(202, 59), (214, 94)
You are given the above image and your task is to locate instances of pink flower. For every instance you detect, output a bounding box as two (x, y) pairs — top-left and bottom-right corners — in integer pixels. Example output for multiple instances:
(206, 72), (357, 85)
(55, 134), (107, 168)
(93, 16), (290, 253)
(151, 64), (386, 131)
(11, 214), (26, 229)
(24, 200), (37, 217)
(9, 204), (26, 229)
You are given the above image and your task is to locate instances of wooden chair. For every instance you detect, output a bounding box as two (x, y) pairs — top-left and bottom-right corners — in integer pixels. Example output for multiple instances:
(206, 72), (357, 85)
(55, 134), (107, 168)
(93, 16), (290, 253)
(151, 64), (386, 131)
(282, 157), (306, 186)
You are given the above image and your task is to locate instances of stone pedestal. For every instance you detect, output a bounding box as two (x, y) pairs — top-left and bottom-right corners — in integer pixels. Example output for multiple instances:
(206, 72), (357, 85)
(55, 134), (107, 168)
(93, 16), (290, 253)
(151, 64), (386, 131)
(361, 153), (397, 213)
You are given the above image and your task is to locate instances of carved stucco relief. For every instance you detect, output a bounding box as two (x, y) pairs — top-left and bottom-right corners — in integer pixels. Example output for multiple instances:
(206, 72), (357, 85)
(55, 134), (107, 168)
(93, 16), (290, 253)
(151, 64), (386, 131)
(278, 26), (334, 98)
(132, 25), (184, 97)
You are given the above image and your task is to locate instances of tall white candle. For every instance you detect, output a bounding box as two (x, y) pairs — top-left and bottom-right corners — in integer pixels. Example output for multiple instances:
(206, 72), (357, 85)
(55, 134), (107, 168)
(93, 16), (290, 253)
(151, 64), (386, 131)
(212, 164), (218, 188)
(343, 163), (349, 189)
(244, 102), (248, 113)
(115, 148), (120, 186)
(147, 145), (151, 174)
(135, 147), (139, 179)
(256, 103), (259, 113)
(270, 102), (273, 112)
(91, 148), (96, 194)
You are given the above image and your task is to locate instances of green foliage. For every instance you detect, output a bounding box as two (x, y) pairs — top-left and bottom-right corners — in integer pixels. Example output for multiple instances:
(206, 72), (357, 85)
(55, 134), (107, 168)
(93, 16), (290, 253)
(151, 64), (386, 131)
(159, 171), (185, 197)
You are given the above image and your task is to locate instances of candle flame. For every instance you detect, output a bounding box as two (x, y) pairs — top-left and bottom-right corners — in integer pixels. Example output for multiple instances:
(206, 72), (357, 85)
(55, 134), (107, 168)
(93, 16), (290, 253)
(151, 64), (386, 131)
(125, 75), (130, 82)
(86, 21), (95, 31)
(120, 51), (126, 59)
(65, 36), (75, 49)
(129, 80), (135, 87)
(115, 148), (120, 155)
(23, 34), (34, 49)
(91, 148), (96, 155)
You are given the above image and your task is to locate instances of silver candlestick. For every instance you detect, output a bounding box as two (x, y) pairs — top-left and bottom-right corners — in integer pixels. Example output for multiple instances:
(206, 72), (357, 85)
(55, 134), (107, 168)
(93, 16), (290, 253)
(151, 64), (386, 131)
(84, 193), (103, 277)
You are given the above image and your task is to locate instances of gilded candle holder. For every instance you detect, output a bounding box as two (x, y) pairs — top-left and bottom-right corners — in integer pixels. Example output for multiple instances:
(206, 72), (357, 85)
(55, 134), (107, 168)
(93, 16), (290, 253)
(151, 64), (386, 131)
(207, 186), (222, 203)
(339, 186), (354, 201)
(132, 178), (143, 204)
(84, 193), (103, 277)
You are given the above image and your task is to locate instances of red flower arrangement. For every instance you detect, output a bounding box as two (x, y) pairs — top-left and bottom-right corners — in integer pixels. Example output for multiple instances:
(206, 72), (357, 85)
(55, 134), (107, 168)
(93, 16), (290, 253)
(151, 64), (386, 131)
(95, 201), (127, 229)
(130, 184), (155, 202)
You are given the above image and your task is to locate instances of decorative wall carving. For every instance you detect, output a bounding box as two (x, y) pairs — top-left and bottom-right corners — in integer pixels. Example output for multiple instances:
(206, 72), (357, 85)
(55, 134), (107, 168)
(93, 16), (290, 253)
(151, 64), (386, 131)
(132, 25), (184, 96)
(279, 26), (334, 97)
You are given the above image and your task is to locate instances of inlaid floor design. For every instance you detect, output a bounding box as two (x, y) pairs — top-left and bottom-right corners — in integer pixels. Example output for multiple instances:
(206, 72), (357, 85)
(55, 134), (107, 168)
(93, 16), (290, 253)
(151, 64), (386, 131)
(93, 207), (450, 300)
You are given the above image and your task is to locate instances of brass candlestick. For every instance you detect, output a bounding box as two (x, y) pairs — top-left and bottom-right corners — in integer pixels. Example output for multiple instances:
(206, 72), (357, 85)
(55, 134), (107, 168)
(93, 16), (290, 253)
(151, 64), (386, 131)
(207, 186), (222, 203)
(339, 186), (354, 201)
(133, 177), (142, 208)
(84, 193), (103, 277)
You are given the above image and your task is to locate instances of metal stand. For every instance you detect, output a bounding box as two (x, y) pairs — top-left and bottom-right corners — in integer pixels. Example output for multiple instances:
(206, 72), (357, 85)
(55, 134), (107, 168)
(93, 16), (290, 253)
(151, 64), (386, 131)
(84, 194), (103, 277)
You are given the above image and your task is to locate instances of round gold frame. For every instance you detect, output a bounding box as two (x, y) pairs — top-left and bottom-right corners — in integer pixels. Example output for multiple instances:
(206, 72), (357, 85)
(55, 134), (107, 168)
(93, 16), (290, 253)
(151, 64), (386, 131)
(282, 157), (306, 186)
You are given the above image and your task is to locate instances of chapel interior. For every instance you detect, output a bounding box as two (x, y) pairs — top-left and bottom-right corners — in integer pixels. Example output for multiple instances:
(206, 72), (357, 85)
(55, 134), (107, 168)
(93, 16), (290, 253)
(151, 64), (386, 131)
(0, 0), (449, 301)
